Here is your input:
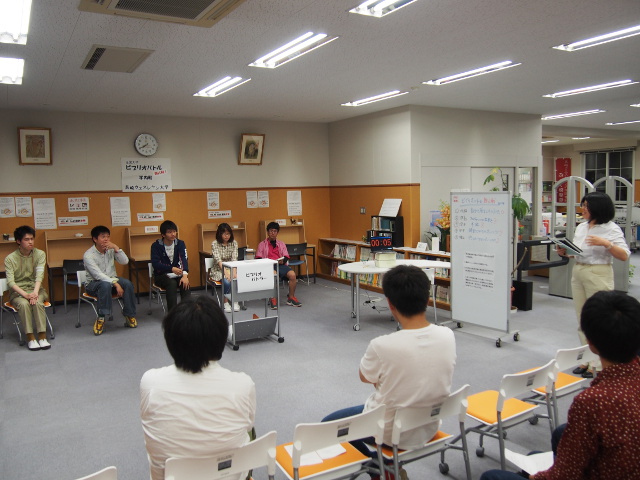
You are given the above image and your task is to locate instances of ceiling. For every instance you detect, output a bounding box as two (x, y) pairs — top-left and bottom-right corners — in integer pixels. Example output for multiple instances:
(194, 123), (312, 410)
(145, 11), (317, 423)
(1, 0), (640, 145)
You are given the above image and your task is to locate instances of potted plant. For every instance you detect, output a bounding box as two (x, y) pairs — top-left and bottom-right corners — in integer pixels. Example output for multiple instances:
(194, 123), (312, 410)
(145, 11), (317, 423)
(434, 199), (451, 252)
(483, 167), (531, 222)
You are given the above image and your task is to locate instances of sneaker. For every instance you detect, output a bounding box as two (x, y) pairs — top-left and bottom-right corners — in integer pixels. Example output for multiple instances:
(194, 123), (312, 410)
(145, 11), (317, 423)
(287, 296), (302, 307)
(233, 302), (240, 312)
(269, 298), (278, 310)
(27, 339), (41, 351)
(93, 317), (105, 336)
(224, 303), (232, 313)
(38, 338), (51, 350)
(124, 316), (137, 328)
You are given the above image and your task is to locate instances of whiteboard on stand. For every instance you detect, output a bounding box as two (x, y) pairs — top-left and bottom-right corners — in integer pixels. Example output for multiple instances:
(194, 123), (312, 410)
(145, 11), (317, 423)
(451, 191), (511, 332)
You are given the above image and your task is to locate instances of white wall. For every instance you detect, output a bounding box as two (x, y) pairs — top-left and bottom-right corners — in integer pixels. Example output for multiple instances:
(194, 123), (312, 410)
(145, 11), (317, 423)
(0, 110), (330, 192)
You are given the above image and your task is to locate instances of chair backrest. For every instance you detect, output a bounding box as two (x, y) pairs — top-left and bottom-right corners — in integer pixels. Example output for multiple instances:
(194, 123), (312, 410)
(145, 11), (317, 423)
(77, 270), (88, 285)
(165, 431), (277, 480)
(498, 359), (556, 412)
(0, 277), (8, 297)
(63, 259), (84, 274)
(204, 257), (214, 271)
(75, 466), (117, 480)
(148, 262), (154, 278)
(390, 384), (470, 446)
(423, 268), (435, 284)
(286, 243), (307, 257)
(291, 404), (385, 467)
(238, 246), (247, 261)
(555, 345), (599, 372)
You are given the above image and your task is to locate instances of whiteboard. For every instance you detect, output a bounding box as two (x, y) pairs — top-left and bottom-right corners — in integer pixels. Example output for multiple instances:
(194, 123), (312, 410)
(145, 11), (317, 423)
(451, 191), (511, 331)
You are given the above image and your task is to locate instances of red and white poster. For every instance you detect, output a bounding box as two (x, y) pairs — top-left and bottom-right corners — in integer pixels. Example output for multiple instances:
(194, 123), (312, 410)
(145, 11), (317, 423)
(555, 158), (571, 203)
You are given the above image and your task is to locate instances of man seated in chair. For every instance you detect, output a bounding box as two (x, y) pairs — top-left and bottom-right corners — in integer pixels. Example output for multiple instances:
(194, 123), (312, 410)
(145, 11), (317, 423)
(255, 221), (301, 309)
(480, 290), (640, 480)
(150, 220), (191, 312)
(4, 225), (50, 351)
(323, 265), (456, 478)
(83, 225), (137, 336)
(140, 296), (256, 480)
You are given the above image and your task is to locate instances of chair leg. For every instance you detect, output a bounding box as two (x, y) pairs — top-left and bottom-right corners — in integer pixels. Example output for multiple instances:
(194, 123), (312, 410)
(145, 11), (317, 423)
(497, 417), (506, 470)
(46, 312), (54, 339)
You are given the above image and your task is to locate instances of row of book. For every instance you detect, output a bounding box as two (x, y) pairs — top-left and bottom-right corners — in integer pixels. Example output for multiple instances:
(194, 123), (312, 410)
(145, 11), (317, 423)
(331, 244), (357, 261)
(433, 285), (451, 304)
(329, 261), (384, 287)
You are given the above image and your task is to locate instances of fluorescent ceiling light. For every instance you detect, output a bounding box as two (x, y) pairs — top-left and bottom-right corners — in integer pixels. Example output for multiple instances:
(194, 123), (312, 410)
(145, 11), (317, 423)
(541, 140), (560, 144)
(572, 137), (591, 140)
(553, 24), (640, 51)
(541, 109), (605, 120)
(249, 32), (338, 69)
(424, 61), (521, 85)
(0, 0), (32, 45)
(605, 119), (640, 126)
(631, 103), (640, 108)
(194, 76), (250, 97)
(543, 80), (638, 98)
(0, 57), (24, 84)
(341, 90), (408, 106)
(350, 0), (418, 18)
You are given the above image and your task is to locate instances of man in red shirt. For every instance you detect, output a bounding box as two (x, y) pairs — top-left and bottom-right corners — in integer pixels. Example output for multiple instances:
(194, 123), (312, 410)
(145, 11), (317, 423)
(481, 290), (640, 480)
(255, 222), (301, 309)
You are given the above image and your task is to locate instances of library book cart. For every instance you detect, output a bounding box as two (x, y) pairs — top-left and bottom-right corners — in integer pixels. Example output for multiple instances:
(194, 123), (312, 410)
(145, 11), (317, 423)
(222, 259), (284, 350)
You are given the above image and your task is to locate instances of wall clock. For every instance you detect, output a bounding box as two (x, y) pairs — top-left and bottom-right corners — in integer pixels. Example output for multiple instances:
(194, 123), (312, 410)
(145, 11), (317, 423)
(134, 133), (158, 156)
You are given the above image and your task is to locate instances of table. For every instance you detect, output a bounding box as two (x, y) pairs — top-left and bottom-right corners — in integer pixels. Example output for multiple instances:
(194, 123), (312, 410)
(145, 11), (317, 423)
(338, 259), (451, 331)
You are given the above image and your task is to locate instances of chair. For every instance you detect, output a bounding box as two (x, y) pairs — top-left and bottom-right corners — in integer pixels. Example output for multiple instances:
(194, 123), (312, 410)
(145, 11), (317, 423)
(165, 431), (277, 480)
(377, 384), (472, 480)
(465, 359), (555, 470)
(0, 277), (54, 346)
(75, 466), (117, 480)
(424, 267), (438, 325)
(204, 257), (223, 305)
(148, 263), (166, 315)
(525, 345), (599, 429)
(286, 243), (310, 285)
(62, 259), (84, 312)
(75, 270), (123, 328)
(275, 404), (386, 480)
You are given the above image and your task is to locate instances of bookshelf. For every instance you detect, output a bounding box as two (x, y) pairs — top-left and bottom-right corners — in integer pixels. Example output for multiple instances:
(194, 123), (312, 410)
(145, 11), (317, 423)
(317, 238), (452, 311)
(258, 219), (305, 244)
(367, 215), (404, 247)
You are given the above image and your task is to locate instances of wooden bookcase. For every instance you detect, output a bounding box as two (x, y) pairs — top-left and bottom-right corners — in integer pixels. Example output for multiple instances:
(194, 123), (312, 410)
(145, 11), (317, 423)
(198, 222), (248, 253)
(258, 219), (306, 244)
(317, 238), (452, 310)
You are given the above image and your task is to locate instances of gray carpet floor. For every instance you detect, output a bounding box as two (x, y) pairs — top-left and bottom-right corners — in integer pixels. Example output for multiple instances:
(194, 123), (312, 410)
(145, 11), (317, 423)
(1, 254), (639, 480)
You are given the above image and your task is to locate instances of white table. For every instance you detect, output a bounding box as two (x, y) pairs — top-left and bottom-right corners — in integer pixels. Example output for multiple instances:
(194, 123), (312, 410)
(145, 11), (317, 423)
(338, 259), (451, 331)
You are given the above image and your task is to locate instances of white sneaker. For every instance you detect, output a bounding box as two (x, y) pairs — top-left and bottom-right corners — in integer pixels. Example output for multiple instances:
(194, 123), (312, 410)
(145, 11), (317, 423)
(27, 339), (41, 351)
(38, 338), (51, 350)
(233, 302), (240, 311)
(224, 303), (232, 313)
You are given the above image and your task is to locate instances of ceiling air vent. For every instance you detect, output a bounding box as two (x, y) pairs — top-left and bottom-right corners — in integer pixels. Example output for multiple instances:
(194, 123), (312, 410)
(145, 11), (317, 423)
(79, 0), (246, 27)
(81, 45), (154, 73)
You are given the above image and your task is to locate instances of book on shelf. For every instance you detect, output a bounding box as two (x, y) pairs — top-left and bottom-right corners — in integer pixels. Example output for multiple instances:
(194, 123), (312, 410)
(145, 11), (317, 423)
(434, 285), (450, 303)
(360, 247), (371, 261)
(345, 245), (357, 261)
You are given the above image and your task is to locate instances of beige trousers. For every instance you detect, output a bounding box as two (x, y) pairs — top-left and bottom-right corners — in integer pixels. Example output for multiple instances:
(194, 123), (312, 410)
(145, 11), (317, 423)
(10, 290), (49, 335)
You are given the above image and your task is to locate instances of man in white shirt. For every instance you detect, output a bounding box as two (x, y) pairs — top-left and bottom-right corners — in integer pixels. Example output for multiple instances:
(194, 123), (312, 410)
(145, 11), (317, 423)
(323, 265), (456, 472)
(140, 296), (256, 480)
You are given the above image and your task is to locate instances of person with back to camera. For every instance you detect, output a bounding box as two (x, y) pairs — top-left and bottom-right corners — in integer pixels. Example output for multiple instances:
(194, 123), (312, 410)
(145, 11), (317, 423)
(210, 222), (240, 313)
(255, 221), (302, 309)
(4, 225), (50, 351)
(150, 220), (191, 312)
(322, 264), (456, 480)
(479, 290), (640, 480)
(556, 191), (630, 378)
(140, 296), (256, 480)
(83, 225), (137, 335)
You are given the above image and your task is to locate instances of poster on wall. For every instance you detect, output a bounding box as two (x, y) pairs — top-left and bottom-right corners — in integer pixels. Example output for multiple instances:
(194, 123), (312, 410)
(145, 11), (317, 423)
(555, 158), (571, 203)
(287, 190), (302, 216)
(258, 191), (270, 208)
(34, 198), (57, 229)
(0, 197), (16, 217)
(16, 197), (32, 217)
(207, 192), (220, 210)
(138, 213), (164, 222)
(152, 193), (166, 212)
(110, 197), (131, 226)
(68, 196), (89, 212)
(208, 210), (232, 219)
(121, 158), (172, 192)
(246, 191), (258, 208)
(59, 216), (89, 227)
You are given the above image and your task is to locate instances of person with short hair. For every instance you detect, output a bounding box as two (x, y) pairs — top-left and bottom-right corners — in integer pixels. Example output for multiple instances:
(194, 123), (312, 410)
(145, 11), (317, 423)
(83, 225), (137, 335)
(210, 222), (239, 313)
(322, 265), (456, 472)
(140, 296), (256, 480)
(557, 191), (630, 377)
(150, 220), (190, 312)
(4, 225), (50, 351)
(255, 221), (301, 309)
(480, 290), (640, 480)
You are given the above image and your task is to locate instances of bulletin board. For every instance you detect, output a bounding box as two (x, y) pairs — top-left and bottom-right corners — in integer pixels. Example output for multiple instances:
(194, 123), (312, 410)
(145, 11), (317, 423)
(451, 191), (511, 332)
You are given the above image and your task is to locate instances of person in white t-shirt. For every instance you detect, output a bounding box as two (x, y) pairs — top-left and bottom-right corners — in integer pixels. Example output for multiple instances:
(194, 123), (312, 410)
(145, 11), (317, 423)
(323, 265), (457, 468)
(140, 296), (256, 480)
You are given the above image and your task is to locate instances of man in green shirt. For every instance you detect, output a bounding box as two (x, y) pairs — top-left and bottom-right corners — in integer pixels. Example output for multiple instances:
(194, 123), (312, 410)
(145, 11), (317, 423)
(4, 225), (50, 351)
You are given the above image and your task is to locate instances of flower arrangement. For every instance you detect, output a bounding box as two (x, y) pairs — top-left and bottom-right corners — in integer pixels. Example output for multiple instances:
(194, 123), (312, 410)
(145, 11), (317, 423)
(435, 200), (451, 248)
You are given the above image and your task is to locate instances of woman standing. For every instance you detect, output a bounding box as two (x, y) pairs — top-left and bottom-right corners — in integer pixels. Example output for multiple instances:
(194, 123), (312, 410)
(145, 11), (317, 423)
(211, 223), (239, 312)
(557, 191), (630, 376)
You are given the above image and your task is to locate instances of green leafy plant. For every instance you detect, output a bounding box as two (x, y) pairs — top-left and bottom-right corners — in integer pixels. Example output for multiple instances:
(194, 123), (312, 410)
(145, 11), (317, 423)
(630, 264), (636, 283)
(483, 167), (531, 221)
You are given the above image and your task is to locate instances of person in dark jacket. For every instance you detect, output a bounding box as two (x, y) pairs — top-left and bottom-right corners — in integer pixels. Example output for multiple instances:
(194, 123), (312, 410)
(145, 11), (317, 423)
(150, 220), (191, 311)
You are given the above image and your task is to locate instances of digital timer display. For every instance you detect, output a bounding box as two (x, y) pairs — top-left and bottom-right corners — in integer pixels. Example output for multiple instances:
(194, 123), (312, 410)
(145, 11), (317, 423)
(370, 236), (393, 252)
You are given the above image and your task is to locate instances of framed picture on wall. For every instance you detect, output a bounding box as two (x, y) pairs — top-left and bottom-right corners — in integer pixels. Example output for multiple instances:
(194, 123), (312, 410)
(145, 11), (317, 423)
(18, 127), (52, 165)
(238, 133), (265, 165)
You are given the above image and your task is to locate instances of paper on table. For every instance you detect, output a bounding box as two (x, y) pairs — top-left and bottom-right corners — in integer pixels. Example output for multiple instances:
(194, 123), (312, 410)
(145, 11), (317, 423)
(505, 449), (554, 475)
(284, 444), (347, 466)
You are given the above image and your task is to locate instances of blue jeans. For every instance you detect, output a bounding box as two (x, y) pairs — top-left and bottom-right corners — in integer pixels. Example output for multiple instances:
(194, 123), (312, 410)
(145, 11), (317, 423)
(322, 405), (376, 458)
(222, 277), (231, 295)
(86, 277), (136, 317)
